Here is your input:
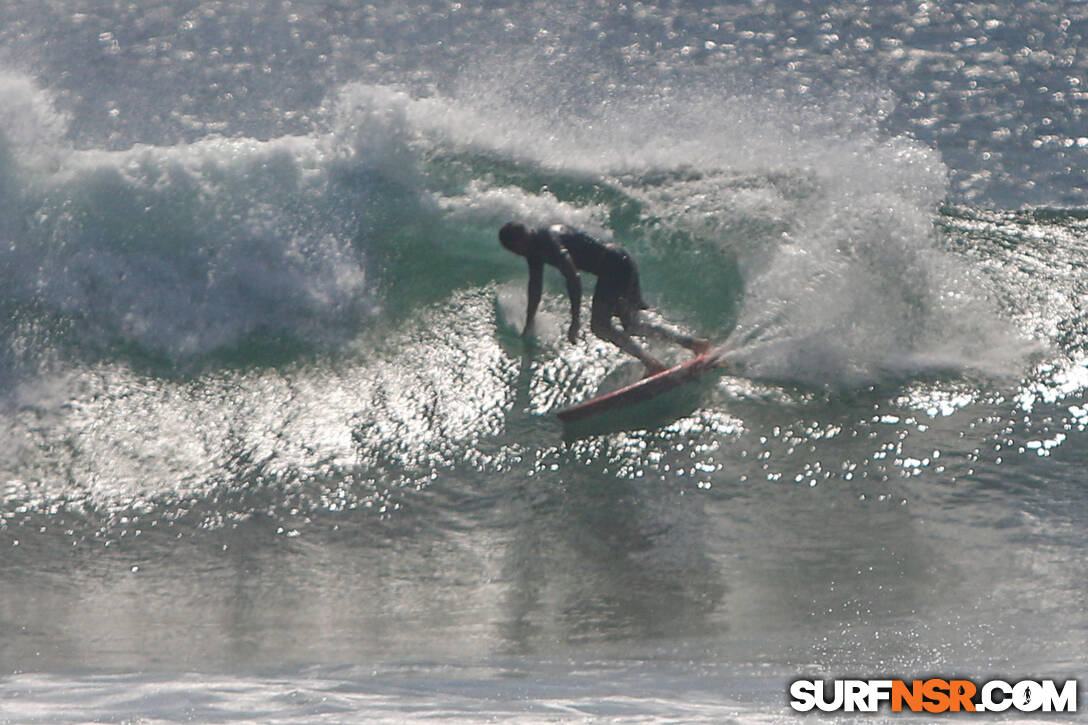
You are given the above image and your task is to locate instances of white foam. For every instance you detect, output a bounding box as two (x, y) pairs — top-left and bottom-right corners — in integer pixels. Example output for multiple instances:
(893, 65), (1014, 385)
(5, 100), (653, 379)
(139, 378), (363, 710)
(0, 64), (1038, 382)
(440, 180), (610, 237)
(395, 63), (1034, 386)
(0, 71), (68, 172)
(0, 77), (373, 357)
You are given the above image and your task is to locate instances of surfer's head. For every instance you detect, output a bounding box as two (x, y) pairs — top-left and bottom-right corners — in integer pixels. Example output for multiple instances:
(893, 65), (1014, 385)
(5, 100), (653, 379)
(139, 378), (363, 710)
(499, 221), (531, 256)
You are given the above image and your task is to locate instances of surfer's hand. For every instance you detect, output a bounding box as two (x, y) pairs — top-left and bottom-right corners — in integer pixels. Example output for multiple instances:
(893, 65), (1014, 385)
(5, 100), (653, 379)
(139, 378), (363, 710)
(521, 321), (535, 338)
(567, 322), (579, 344)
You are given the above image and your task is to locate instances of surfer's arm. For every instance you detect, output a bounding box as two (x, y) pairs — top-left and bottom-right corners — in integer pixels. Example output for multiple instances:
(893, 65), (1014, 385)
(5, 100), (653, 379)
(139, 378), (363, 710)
(523, 258), (544, 337)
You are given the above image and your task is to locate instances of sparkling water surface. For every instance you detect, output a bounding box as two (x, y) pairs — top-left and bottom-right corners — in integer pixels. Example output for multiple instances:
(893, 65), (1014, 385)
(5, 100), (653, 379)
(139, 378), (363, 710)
(1, 1), (1086, 722)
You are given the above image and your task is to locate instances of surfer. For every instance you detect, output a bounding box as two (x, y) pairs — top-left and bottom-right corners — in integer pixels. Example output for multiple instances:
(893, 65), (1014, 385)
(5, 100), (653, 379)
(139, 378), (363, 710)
(499, 221), (709, 374)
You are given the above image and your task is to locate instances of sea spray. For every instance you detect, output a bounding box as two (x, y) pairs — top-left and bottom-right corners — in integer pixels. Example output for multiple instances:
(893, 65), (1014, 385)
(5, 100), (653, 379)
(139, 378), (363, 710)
(0, 62), (1037, 388)
(336, 70), (1034, 386)
(0, 77), (372, 360)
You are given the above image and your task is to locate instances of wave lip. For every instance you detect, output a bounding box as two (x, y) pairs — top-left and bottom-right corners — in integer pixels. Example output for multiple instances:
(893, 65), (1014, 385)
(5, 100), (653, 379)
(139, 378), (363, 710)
(0, 68), (1041, 387)
(0, 76), (375, 360)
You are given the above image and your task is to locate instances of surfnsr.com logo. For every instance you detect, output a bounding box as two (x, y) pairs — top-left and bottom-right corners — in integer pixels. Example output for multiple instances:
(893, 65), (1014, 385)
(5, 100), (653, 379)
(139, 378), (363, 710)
(789, 678), (1078, 713)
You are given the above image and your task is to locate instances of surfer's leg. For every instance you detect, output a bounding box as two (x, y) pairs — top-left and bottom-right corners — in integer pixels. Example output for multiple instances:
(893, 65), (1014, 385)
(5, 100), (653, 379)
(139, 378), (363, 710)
(619, 262), (709, 356)
(591, 282), (667, 374)
(622, 308), (710, 356)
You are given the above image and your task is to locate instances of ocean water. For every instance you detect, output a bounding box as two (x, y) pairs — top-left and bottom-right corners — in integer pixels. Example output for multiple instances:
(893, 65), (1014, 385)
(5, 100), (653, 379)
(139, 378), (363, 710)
(1, 1), (1086, 722)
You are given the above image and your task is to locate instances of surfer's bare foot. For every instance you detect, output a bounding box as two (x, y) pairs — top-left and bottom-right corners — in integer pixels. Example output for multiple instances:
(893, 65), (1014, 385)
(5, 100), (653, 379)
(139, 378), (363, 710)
(644, 360), (669, 377)
(690, 338), (711, 356)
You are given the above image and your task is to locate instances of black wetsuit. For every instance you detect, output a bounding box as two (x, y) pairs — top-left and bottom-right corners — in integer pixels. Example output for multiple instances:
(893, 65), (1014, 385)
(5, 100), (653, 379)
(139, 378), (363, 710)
(526, 224), (648, 330)
(519, 224), (701, 371)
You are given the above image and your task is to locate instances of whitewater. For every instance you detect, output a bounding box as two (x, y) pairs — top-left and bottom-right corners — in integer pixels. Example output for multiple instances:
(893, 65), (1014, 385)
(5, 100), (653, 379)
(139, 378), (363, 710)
(1, 1), (1085, 722)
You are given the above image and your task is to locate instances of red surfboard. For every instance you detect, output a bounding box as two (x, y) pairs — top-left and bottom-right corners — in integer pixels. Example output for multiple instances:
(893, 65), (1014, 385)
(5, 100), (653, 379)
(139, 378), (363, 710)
(556, 351), (723, 423)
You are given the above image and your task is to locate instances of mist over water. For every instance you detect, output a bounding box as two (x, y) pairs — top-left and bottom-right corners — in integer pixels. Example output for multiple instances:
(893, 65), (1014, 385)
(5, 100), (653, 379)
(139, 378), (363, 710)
(1, 1), (1087, 722)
